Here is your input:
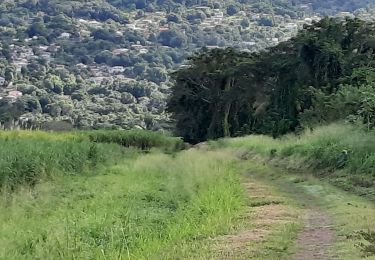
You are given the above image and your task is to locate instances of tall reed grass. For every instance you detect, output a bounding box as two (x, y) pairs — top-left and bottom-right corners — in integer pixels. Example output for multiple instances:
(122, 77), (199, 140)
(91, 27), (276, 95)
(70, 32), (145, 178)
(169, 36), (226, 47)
(218, 123), (375, 199)
(0, 150), (246, 259)
(0, 129), (183, 189)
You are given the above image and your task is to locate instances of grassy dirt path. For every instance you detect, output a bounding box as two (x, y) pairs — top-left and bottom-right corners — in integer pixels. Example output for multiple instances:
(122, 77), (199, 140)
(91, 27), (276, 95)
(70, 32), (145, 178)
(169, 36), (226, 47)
(242, 158), (375, 260)
(214, 180), (301, 259)
(293, 205), (335, 260)
(210, 152), (375, 259)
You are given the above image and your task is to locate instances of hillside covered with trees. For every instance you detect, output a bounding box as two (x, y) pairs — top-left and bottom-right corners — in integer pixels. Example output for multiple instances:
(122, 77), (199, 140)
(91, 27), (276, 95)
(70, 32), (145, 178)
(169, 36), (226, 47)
(168, 18), (375, 143)
(0, 0), (373, 131)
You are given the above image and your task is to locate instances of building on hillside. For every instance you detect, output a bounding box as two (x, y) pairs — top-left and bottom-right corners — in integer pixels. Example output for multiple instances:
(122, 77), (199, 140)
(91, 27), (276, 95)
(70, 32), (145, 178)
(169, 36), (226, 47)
(7, 90), (23, 99)
(109, 66), (125, 74)
(206, 45), (220, 49)
(214, 11), (224, 18)
(196, 6), (210, 10)
(131, 44), (144, 50)
(59, 32), (71, 39)
(76, 63), (88, 69)
(0, 77), (5, 86)
(159, 27), (169, 32)
(112, 48), (129, 55)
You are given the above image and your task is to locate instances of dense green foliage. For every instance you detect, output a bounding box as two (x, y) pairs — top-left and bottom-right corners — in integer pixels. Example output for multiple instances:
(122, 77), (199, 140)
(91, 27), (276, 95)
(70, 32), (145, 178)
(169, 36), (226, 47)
(106, 0), (372, 14)
(218, 123), (375, 200)
(299, 0), (373, 14)
(0, 130), (182, 188)
(1, 1), (372, 130)
(168, 18), (375, 143)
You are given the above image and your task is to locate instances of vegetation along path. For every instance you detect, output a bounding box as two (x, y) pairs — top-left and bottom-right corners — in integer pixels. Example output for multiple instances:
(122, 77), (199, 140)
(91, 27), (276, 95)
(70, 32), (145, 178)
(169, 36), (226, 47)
(208, 149), (375, 259)
(1, 130), (374, 259)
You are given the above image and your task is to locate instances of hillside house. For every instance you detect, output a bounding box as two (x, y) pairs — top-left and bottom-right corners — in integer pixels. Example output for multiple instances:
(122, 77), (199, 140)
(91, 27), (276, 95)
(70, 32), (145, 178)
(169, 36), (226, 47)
(244, 41), (256, 46)
(131, 44), (144, 50)
(0, 77), (5, 86)
(214, 11), (224, 18)
(7, 90), (22, 99)
(109, 66), (125, 74)
(112, 48), (129, 55)
(196, 6), (210, 11)
(206, 45), (219, 49)
(55, 64), (66, 70)
(76, 63), (87, 69)
(285, 23), (298, 30)
(59, 32), (71, 39)
(159, 27), (169, 32)
(39, 45), (49, 51)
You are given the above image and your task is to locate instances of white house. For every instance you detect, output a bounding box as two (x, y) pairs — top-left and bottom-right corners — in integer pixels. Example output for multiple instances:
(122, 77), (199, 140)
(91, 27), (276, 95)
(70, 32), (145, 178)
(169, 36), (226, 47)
(108, 66), (125, 74)
(0, 77), (5, 86)
(112, 48), (129, 55)
(7, 90), (23, 99)
(59, 32), (71, 39)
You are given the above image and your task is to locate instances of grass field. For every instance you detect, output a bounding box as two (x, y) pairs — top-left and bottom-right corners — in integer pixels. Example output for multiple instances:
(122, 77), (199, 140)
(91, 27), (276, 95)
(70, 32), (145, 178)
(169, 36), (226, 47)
(0, 144), (247, 259)
(0, 130), (183, 189)
(1, 127), (375, 259)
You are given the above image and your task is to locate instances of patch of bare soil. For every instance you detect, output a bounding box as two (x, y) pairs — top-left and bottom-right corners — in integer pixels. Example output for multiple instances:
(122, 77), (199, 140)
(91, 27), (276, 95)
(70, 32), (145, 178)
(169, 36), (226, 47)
(213, 181), (296, 258)
(293, 209), (336, 260)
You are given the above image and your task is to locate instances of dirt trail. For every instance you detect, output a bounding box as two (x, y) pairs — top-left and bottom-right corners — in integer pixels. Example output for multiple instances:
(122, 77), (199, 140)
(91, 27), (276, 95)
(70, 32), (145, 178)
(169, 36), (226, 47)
(213, 181), (298, 258)
(294, 208), (336, 260)
(214, 177), (337, 259)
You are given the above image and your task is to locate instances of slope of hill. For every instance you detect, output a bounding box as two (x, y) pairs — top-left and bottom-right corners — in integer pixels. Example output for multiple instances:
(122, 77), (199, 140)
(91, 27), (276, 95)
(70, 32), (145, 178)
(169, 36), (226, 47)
(295, 0), (373, 14)
(0, 0), (372, 130)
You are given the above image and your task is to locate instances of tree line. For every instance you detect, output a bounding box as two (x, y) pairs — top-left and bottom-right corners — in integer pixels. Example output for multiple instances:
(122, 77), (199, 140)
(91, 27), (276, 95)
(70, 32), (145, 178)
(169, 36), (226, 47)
(168, 18), (375, 143)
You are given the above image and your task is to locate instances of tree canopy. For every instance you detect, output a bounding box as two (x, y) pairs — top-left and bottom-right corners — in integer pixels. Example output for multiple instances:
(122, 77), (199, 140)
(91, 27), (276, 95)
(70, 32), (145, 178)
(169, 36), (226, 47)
(168, 18), (375, 143)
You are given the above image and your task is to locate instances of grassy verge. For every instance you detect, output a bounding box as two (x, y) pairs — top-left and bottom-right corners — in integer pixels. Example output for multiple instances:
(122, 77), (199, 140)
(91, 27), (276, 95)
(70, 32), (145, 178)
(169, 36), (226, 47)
(0, 150), (246, 259)
(215, 123), (375, 200)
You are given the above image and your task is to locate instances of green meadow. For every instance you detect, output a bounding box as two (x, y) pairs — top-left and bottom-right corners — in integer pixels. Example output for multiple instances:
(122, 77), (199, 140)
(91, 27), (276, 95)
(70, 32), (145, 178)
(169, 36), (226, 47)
(1, 125), (374, 259)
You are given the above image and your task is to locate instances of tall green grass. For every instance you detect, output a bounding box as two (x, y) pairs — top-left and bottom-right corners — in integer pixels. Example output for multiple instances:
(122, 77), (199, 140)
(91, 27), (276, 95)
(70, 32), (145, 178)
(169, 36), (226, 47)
(0, 129), (183, 189)
(217, 123), (375, 200)
(81, 129), (184, 151)
(0, 138), (125, 189)
(0, 129), (184, 151)
(0, 150), (246, 259)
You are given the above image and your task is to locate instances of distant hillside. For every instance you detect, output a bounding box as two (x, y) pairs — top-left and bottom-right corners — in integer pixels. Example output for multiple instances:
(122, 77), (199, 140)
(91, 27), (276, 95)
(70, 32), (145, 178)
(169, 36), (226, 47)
(0, 0), (373, 131)
(294, 0), (373, 14)
(104, 0), (373, 15)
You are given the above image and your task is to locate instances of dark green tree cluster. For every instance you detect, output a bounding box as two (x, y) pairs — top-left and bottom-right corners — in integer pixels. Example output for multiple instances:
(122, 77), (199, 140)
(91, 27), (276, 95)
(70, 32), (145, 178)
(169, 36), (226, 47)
(168, 18), (375, 143)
